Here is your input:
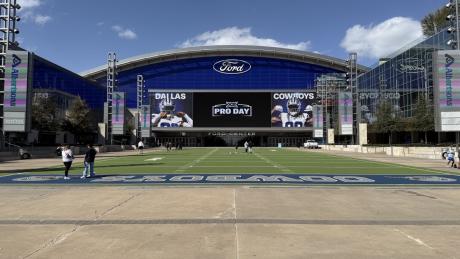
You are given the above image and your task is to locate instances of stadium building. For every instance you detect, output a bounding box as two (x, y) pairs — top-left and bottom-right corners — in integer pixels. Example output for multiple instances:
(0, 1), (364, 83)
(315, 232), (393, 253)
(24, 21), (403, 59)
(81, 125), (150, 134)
(81, 45), (368, 146)
(2, 33), (458, 147)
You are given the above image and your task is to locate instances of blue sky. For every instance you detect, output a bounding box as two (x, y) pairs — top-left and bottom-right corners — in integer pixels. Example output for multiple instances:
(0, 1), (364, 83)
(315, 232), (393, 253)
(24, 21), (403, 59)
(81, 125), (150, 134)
(17, 0), (444, 73)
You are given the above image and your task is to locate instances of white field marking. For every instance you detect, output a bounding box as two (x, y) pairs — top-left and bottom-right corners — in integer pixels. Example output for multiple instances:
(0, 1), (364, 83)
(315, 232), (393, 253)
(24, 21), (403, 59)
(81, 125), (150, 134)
(255, 152), (293, 173)
(175, 148), (218, 173)
(394, 229), (434, 250)
(270, 150), (277, 152)
(144, 157), (164, 162)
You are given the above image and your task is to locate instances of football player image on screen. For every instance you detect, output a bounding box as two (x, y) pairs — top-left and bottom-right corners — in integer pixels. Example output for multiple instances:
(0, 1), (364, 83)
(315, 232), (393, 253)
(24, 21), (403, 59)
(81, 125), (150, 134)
(272, 97), (313, 127)
(152, 98), (193, 127)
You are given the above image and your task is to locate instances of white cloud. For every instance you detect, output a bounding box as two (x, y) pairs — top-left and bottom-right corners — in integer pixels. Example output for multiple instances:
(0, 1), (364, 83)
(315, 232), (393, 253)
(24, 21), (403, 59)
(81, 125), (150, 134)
(97, 22), (104, 26)
(18, 0), (41, 9)
(34, 14), (51, 25)
(112, 25), (137, 40)
(179, 27), (311, 51)
(340, 17), (423, 59)
(17, 0), (53, 26)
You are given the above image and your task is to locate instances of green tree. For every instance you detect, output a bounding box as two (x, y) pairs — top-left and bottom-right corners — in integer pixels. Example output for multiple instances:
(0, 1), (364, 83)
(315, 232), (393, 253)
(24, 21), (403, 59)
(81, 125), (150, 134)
(369, 101), (404, 145)
(61, 96), (93, 143)
(31, 94), (58, 131)
(408, 96), (434, 144)
(421, 7), (450, 37)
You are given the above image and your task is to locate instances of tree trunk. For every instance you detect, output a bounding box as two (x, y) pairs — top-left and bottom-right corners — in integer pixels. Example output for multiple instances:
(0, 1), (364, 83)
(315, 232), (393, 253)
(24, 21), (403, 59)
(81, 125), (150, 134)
(425, 131), (428, 145)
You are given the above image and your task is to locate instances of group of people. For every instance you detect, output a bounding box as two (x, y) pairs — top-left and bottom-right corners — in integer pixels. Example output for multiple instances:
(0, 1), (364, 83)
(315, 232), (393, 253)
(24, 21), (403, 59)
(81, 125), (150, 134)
(163, 141), (183, 151)
(56, 144), (97, 180)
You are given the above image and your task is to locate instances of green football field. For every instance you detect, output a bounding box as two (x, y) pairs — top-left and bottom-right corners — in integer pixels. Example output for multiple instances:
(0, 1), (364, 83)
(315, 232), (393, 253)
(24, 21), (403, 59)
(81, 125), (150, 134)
(27, 147), (447, 175)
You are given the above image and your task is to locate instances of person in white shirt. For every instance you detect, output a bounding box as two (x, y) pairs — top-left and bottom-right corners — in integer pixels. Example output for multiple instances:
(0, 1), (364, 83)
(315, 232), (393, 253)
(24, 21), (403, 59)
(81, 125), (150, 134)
(61, 145), (74, 180)
(138, 140), (144, 155)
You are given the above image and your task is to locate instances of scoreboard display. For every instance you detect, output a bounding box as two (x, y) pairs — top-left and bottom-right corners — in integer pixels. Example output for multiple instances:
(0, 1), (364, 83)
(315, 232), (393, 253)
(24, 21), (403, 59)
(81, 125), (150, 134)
(150, 91), (318, 129)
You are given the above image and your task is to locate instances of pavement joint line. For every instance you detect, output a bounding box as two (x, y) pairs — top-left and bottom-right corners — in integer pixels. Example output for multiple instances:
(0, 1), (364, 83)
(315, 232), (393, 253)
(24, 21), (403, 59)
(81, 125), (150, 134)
(1, 219), (460, 225)
(234, 188), (239, 259)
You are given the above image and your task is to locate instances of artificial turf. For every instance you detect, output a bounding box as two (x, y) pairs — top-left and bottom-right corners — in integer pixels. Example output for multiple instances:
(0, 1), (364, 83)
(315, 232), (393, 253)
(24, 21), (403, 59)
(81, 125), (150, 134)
(24, 147), (448, 175)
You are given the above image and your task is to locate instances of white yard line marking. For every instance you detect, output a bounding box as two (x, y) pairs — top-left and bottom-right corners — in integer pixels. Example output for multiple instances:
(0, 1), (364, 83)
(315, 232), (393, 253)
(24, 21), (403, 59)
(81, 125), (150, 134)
(255, 153), (293, 173)
(175, 148), (218, 173)
(394, 229), (434, 250)
(144, 157), (163, 161)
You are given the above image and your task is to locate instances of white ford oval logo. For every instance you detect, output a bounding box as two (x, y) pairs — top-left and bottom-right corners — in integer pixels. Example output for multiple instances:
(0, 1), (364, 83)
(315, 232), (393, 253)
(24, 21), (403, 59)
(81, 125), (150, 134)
(213, 59), (251, 75)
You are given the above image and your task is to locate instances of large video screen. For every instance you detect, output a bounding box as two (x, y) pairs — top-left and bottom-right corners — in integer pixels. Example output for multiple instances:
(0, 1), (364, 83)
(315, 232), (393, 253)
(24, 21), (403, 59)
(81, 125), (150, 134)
(194, 92), (271, 127)
(271, 92), (316, 128)
(151, 92), (194, 128)
(150, 91), (317, 128)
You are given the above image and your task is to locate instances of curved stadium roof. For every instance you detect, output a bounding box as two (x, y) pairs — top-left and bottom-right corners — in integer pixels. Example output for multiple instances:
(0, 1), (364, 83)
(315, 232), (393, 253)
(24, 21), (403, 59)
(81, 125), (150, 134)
(80, 45), (369, 80)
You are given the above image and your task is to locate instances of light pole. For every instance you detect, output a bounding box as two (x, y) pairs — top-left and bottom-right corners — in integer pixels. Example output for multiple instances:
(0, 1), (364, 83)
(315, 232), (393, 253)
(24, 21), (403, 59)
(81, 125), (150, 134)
(346, 53), (358, 145)
(106, 52), (117, 145)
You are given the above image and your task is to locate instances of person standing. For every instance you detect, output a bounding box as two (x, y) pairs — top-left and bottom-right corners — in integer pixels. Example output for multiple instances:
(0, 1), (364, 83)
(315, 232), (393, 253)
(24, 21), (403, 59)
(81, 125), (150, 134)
(138, 140), (144, 155)
(244, 141), (249, 153)
(81, 144), (97, 178)
(248, 140), (253, 153)
(61, 145), (74, 180)
(447, 150), (455, 168)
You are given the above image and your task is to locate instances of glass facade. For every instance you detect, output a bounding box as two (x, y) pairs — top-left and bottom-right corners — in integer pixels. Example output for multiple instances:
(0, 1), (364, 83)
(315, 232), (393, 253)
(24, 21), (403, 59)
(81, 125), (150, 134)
(32, 54), (105, 109)
(357, 30), (451, 123)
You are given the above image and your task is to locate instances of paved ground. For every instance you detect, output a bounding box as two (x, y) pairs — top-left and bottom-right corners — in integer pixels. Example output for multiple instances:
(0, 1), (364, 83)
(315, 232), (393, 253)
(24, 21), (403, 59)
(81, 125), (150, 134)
(1, 148), (460, 258)
(1, 186), (460, 258)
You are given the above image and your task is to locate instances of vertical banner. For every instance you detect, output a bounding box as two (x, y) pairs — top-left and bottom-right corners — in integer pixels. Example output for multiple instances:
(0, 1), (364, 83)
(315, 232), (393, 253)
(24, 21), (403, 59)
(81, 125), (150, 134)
(3, 50), (29, 132)
(140, 105), (151, 137)
(338, 91), (353, 135)
(112, 92), (125, 135)
(313, 105), (323, 138)
(434, 50), (460, 132)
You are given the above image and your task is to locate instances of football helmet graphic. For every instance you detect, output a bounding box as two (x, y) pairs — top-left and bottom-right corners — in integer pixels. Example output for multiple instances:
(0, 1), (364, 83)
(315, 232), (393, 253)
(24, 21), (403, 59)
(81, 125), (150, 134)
(287, 97), (301, 116)
(304, 105), (313, 112)
(159, 98), (175, 114)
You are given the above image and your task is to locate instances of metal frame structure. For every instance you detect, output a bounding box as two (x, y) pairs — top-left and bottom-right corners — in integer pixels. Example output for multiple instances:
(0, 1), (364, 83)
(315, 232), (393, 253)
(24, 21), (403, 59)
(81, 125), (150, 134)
(106, 52), (117, 145)
(136, 74), (144, 140)
(347, 53), (359, 144)
(0, 0), (19, 150)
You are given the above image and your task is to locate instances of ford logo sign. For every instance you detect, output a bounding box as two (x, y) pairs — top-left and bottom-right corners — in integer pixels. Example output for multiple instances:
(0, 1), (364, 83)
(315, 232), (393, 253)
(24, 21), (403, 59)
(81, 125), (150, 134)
(396, 58), (425, 74)
(213, 59), (251, 75)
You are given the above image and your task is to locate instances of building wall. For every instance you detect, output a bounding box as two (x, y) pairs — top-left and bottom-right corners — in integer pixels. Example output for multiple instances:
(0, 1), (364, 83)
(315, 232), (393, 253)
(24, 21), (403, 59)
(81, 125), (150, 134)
(95, 56), (343, 108)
